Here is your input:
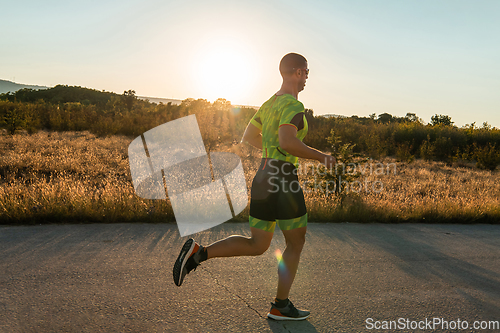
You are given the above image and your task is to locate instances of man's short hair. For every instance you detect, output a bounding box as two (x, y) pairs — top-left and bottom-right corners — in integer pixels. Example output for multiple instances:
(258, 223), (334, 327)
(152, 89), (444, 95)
(279, 53), (307, 77)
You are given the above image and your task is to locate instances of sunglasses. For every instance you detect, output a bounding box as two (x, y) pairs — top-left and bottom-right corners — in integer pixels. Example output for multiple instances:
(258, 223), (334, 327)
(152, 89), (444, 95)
(292, 68), (309, 75)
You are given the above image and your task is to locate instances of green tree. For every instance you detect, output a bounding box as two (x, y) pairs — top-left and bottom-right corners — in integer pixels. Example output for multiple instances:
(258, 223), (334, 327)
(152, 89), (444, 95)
(419, 135), (435, 160)
(1, 105), (26, 134)
(378, 113), (394, 124)
(475, 143), (500, 171)
(123, 90), (136, 111)
(431, 114), (454, 126)
(405, 113), (421, 123)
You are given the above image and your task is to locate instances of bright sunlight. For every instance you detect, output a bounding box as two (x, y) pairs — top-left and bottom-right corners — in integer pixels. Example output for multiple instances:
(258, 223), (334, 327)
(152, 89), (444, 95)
(190, 36), (257, 104)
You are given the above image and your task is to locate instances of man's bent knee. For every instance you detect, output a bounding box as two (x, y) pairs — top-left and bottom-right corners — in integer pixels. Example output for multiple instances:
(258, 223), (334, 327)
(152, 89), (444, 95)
(249, 227), (273, 255)
(250, 238), (271, 255)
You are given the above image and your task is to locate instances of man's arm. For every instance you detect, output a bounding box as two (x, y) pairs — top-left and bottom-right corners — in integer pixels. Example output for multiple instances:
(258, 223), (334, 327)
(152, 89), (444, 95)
(241, 122), (262, 150)
(279, 125), (336, 167)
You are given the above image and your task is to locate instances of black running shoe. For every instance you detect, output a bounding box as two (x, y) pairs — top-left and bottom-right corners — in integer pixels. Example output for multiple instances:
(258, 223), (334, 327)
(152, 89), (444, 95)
(267, 300), (310, 321)
(173, 238), (201, 286)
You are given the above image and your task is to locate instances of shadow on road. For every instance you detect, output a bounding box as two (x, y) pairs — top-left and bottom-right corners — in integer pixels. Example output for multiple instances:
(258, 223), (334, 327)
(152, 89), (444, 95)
(267, 318), (319, 333)
(327, 224), (500, 318)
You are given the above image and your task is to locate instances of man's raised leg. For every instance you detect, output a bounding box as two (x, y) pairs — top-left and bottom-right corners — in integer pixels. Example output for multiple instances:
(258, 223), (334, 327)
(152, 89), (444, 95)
(206, 226), (274, 258)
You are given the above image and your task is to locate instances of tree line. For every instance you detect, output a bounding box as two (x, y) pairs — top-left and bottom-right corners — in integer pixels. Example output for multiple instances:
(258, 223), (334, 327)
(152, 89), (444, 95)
(1, 85), (499, 170)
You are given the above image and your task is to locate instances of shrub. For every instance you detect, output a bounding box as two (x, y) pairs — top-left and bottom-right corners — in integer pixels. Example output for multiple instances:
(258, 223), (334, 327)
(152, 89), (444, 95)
(419, 136), (435, 161)
(1, 105), (26, 134)
(475, 143), (500, 171)
(396, 142), (414, 163)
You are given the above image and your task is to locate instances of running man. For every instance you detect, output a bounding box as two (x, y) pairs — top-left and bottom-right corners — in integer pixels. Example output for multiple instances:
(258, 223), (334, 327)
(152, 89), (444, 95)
(173, 53), (336, 321)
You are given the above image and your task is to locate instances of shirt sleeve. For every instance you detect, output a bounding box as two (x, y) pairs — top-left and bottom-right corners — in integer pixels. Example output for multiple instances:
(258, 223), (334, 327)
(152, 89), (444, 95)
(249, 108), (263, 130)
(289, 112), (305, 131)
(279, 100), (305, 130)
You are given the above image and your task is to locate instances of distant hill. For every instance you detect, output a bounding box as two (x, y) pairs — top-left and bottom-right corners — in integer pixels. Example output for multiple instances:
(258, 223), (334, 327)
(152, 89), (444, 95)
(0, 80), (257, 109)
(137, 96), (182, 105)
(0, 84), (118, 105)
(0, 79), (50, 94)
(136, 96), (257, 109)
(321, 113), (347, 119)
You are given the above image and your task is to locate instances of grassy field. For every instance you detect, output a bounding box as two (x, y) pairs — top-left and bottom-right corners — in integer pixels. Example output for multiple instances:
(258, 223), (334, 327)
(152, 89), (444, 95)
(1, 130), (499, 224)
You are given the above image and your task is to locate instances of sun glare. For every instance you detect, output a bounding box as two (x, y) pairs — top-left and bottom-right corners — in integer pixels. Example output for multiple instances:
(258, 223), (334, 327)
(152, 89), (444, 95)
(191, 38), (257, 104)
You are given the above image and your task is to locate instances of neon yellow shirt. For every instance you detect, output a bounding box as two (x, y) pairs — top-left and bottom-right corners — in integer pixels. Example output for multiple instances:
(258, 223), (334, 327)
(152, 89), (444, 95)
(250, 94), (308, 167)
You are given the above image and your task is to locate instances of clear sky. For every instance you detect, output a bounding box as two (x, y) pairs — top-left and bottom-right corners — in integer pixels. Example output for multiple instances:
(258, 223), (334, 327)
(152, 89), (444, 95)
(2, 0), (499, 127)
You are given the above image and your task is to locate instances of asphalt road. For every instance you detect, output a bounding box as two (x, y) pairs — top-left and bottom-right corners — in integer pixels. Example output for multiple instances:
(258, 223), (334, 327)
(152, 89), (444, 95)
(0, 223), (499, 333)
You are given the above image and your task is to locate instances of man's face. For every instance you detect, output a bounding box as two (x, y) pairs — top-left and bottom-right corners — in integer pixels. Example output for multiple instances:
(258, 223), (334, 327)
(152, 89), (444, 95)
(297, 63), (309, 92)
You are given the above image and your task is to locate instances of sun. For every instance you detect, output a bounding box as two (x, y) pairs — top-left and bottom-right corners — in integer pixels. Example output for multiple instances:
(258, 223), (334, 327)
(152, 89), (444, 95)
(191, 38), (257, 104)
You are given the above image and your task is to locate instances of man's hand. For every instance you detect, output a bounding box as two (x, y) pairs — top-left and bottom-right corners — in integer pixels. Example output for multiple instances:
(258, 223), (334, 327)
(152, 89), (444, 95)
(320, 154), (336, 169)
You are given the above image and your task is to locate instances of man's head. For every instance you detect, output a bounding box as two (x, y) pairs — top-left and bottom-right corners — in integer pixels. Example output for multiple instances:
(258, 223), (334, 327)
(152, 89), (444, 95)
(279, 53), (308, 92)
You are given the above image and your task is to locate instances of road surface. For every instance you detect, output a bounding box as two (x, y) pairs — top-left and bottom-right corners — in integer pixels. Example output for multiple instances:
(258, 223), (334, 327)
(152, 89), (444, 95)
(1, 223), (499, 332)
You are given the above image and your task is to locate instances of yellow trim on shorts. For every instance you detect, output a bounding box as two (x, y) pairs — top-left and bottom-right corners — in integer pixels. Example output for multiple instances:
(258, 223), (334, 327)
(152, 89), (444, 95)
(249, 213), (307, 232)
(249, 216), (276, 232)
(277, 213), (308, 230)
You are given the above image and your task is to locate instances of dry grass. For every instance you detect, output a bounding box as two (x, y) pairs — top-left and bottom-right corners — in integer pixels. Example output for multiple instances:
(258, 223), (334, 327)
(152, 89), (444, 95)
(302, 158), (500, 223)
(1, 130), (499, 224)
(0, 130), (173, 224)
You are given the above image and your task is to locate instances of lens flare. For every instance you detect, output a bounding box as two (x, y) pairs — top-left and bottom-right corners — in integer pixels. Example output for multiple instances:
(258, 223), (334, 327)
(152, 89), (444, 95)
(274, 249), (288, 277)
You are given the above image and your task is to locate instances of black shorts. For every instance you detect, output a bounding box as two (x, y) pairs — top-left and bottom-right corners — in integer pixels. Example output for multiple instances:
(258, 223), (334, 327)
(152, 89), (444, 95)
(249, 159), (307, 232)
